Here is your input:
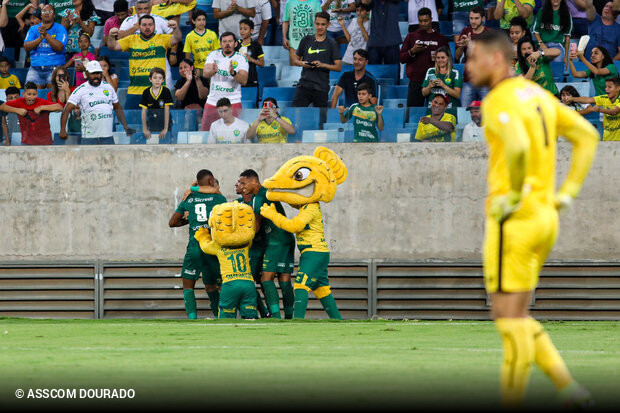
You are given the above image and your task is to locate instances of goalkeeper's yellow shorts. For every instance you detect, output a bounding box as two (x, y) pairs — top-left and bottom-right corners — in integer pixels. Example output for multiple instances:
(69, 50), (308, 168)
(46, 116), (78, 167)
(483, 198), (558, 293)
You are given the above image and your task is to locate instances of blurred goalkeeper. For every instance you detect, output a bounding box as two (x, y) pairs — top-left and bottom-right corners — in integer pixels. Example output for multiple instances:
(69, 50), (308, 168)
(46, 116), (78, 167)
(466, 30), (599, 409)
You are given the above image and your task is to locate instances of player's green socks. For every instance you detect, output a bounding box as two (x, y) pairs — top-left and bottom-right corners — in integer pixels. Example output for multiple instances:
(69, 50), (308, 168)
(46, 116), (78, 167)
(207, 290), (219, 317)
(319, 294), (342, 320)
(280, 281), (294, 319)
(529, 317), (574, 391)
(183, 289), (197, 320)
(495, 318), (535, 409)
(262, 280), (281, 319)
(256, 294), (269, 318)
(294, 289), (309, 319)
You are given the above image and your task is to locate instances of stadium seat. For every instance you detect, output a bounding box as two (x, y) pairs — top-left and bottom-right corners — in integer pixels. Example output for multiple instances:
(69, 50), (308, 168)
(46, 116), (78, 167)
(550, 61), (566, 82)
(382, 99), (407, 108)
(339, 43), (347, 57)
(169, 66), (180, 82)
(49, 112), (62, 136)
(277, 80), (299, 87)
(241, 87), (258, 104)
(454, 63), (465, 76)
(280, 66), (302, 83)
(326, 108), (340, 123)
(99, 47), (130, 60)
(380, 108), (406, 128)
(302, 129), (342, 143)
(2, 47), (15, 65)
(186, 131), (211, 144)
(37, 89), (50, 99)
(407, 107), (428, 124)
(381, 85), (409, 100)
(117, 66), (130, 81)
(330, 65), (354, 84)
(262, 46), (281, 61)
(282, 107), (320, 142)
(270, 59), (289, 80)
(240, 108), (262, 125)
(11, 68), (28, 85)
(399, 21), (409, 40)
(117, 88), (128, 107)
(171, 109), (199, 134)
(11, 132), (22, 145)
(450, 42), (456, 62)
(616, 61), (620, 73)
(439, 21), (453, 37)
(323, 122), (352, 131)
(241, 99), (257, 108)
(261, 87), (296, 103)
(366, 65), (400, 85)
(381, 129), (413, 143)
(257, 66), (277, 87)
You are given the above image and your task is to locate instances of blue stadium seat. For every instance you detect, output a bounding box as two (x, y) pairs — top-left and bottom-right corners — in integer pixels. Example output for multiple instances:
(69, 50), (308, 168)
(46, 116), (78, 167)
(117, 66), (130, 81)
(241, 87), (258, 104)
(407, 107), (428, 124)
(171, 109), (199, 134)
(382, 99), (407, 108)
(380, 129), (413, 143)
(241, 99), (257, 108)
(366, 65), (400, 85)
(302, 129), (342, 143)
(2, 47), (15, 65)
(323, 122), (352, 132)
(381, 85), (408, 100)
(169, 66), (180, 82)
(261, 87), (296, 102)
(99, 47), (130, 60)
(381, 108), (406, 128)
(439, 21), (453, 37)
(262, 46), (282, 61)
(339, 43), (347, 57)
(616, 61), (620, 73)
(240, 108), (262, 125)
(326, 108), (341, 123)
(37, 89), (51, 99)
(11, 68), (29, 85)
(121, 109), (142, 126)
(282, 107), (320, 142)
(257, 66), (277, 88)
(11, 132), (22, 145)
(280, 66), (302, 82)
(450, 42), (456, 62)
(399, 21), (409, 40)
(117, 88), (128, 107)
(550, 61), (566, 82)
(454, 63), (465, 76)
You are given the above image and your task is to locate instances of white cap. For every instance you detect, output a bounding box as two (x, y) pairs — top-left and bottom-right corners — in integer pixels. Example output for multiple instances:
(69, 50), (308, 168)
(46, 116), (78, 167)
(85, 60), (103, 73)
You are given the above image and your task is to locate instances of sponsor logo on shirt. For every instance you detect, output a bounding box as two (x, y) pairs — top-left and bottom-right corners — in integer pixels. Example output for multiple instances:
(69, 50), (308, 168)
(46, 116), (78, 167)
(308, 47), (326, 55)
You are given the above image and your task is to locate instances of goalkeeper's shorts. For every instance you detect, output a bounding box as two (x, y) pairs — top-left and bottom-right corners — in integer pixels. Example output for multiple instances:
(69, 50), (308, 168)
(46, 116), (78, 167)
(483, 200), (558, 293)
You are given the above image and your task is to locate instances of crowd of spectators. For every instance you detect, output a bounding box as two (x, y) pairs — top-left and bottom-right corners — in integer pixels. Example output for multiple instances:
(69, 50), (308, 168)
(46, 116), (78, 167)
(1, 0), (620, 146)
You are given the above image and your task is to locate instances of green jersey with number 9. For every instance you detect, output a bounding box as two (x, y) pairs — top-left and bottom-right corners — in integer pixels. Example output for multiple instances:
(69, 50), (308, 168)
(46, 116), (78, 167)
(175, 192), (228, 240)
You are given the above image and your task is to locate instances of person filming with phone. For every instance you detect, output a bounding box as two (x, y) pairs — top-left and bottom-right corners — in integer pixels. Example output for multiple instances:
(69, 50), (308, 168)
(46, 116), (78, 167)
(246, 97), (296, 143)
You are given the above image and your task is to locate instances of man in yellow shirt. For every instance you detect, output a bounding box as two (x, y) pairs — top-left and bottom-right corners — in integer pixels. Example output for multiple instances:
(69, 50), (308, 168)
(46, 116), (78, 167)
(467, 30), (599, 409)
(246, 98), (296, 143)
(414, 94), (457, 142)
(567, 76), (620, 141)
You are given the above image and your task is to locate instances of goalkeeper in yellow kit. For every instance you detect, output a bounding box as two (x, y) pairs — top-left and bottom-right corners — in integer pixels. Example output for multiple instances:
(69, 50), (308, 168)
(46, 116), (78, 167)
(466, 31), (599, 409)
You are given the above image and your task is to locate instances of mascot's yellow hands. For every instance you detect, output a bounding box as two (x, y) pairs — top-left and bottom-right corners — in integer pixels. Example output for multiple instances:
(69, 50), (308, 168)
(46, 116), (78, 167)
(489, 190), (522, 223)
(260, 203), (278, 220)
(194, 226), (212, 244)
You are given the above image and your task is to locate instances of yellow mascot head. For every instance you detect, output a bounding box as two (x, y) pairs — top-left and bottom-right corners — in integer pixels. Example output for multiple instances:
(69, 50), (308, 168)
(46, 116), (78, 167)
(263, 146), (347, 207)
(208, 201), (255, 247)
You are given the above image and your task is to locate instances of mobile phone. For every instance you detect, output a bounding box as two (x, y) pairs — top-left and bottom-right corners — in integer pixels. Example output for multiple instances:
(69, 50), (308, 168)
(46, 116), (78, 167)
(263, 101), (276, 109)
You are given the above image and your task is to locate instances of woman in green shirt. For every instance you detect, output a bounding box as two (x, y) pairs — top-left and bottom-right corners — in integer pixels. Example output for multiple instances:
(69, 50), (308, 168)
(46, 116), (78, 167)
(515, 37), (559, 96)
(421, 46), (463, 110)
(532, 0), (572, 65)
(568, 46), (618, 96)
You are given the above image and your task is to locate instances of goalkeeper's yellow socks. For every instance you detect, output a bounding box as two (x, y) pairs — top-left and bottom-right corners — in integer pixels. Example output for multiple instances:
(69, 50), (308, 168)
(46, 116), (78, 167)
(528, 317), (574, 391)
(280, 281), (294, 319)
(294, 289), (309, 319)
(495, 318), (535, 409)
(319, 294), (342, 320)
(207, 290), (219, 318)
(262, 280), (281, 319)
(183, 289), (197, 320)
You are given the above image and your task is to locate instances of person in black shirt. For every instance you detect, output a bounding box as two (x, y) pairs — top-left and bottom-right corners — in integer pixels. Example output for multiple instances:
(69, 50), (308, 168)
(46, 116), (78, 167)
(330, 49), (377, 108)
(140, 67), (174, 142)
(174, 59), (209, 109)
(236, 19), (265, 88)
(292, 11), (342, 107)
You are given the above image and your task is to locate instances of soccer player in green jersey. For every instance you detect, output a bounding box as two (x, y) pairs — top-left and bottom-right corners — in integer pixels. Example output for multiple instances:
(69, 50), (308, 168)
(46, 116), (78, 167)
(239, 169), (296, 319)
(169, 169), (227, 319)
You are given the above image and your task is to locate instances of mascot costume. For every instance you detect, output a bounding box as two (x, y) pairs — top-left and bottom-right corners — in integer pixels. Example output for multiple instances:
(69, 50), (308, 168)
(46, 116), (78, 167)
(259, 147), (347, 319)
(195, 201), (259, 319)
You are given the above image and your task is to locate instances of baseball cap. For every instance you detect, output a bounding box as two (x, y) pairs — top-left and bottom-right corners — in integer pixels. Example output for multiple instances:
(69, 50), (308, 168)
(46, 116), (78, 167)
(85, 61), (103, 73)
(466, 101), (482, 111)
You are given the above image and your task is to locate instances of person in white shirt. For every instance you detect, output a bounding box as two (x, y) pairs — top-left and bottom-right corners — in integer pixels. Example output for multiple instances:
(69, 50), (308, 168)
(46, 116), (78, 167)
(59, 61), (135, 145)
(461, 100), (484, 142)
(201, 31), (249, 130)
(322, 0), (356, 43)
(252, 0), (272, 44)
(408, 0), (440, 32)
(339, 1), (371, 65)
(212, 0), (256, 38)
(208, 97), (250, 143)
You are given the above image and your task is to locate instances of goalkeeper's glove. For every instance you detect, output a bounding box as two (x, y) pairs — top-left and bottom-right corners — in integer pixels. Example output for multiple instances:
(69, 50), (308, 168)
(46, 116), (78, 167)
(489, 190), (522, 223)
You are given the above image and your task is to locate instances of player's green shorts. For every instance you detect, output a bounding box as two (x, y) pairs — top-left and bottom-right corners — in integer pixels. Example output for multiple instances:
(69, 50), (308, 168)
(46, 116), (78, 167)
(181, 239), (221, 285)
(218, 280), (259, 319)
(262, 242), (295, 273)
(295, 251), (330, 291)
(249, 247), (266, 282)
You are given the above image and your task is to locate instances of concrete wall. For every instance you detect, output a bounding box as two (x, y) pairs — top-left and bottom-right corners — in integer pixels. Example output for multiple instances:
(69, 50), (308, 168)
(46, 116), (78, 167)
(0, 143), (617, 262)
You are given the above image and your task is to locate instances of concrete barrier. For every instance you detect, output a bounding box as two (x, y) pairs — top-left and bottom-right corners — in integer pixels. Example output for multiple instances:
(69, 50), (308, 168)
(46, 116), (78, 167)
(0, 143), (617, 262)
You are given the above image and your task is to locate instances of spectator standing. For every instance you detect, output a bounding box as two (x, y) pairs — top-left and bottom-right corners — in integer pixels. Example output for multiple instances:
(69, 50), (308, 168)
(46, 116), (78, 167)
(108, 15), (181, 108)
(508, 15), (529, 64)
(0, 100), (9, 146)
(97, 55), (119, 90)
(65, 32), (96, 86)
(283, 0), (322, 65)
(421, 46), (462, 112)
(532, 0), (572, 64)
(361, 0), (401, 64)
(208, 96), (250, 143)
(0, 57), (22, 89)
(140, 66), (174, 142)
(174, 58), (209, 109)
(414, 94), (456, 141)
(0, 81), (64, 145)
(330, 48), (376, 107)
(338, 82), (384, 142)
(408, 0), (440, 32)
(567, 0), (588, 38)
(24, 4), (68, 89)
(291, 11), (341, 107)
(338, 1), (370, 65)
(461, 99), (484, 142)
(200, 31), (249, 130)
(1, 86), (21, 146)
(184, 9), (220, 76)
(103, 0), (130, 47)
(47, 65), (75, 105)
(93, 0), (116, 22)
(47, 0), (78, 23)
(246, 97), (296, 142)
(585, 0), (620, 60)
(60, 0), (101, 56)
(515, 36), (559, 95)
(399, 7), (449, 107)
(454, 6), (489, 106)
(212, 0), (256, 39)
(252, 0), (272, 44)
(321, 0), (355, 44)
(60, 60), (134, 144)
(1, 0), (35, 55)
(569, 45), (618, 95)
(451, 0), (485, 36)
(494, 0), (535, 30)
(236, 18), (265, 88)
(568, 76), (620, 140)
(118, 0), (173, 38)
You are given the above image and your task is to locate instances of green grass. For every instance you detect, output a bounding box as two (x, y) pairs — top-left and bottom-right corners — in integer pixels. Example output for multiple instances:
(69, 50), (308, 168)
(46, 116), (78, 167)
(0, 319), (618, 411)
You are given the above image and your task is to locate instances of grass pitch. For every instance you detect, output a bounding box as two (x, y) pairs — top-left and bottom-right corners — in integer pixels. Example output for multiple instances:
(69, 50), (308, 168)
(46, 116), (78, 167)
(0, 319), (618, 411)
